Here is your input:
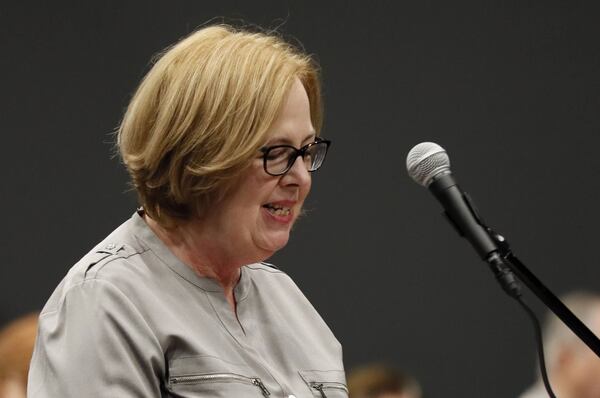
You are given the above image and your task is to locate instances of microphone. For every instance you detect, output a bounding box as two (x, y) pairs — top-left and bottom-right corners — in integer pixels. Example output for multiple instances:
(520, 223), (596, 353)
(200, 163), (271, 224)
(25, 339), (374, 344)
(406, 141), (522, 298)
(406, 142), (500, 260)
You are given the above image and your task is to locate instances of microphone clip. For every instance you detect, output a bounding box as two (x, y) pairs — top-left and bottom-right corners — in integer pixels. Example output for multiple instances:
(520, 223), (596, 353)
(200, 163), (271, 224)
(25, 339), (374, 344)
(484, 227), (522, 299)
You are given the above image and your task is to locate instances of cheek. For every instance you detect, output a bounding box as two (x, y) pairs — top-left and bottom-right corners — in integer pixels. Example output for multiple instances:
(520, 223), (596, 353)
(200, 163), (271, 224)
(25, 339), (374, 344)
(248, 179), (280, 217)
(243, 169), (275, 201)
(300, 177), (312, 200)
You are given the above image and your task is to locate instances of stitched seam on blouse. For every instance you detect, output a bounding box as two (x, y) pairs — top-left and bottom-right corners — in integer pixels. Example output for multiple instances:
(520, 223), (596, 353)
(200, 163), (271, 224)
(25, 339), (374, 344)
(169, 354), (248, 367)
(245, 265), (284, 274)
(88, 247), (150, 276)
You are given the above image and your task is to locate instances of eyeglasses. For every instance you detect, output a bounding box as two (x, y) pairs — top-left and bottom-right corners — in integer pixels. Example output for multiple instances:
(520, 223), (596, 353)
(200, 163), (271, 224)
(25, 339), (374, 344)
(259, 138), (331, 176)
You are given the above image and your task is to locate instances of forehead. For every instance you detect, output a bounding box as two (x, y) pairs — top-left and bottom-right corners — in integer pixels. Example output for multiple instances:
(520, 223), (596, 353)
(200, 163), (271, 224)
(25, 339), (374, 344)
(264, 78), (315, 145)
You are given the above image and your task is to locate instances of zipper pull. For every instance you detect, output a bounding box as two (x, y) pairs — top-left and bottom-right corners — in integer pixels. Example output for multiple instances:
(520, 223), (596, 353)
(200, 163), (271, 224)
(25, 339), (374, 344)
(312, 383), (327, 398)
(252, 378), (271, 397)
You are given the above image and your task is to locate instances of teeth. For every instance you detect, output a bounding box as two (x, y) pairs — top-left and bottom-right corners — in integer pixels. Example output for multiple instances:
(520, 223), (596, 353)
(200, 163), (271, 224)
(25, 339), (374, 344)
(275, 208), (290, 216)
(265, 205), (291, 216)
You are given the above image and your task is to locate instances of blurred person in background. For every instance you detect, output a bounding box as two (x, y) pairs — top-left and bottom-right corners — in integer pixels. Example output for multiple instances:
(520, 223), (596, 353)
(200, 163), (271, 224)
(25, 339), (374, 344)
(27, 24), (345, 398)
(0, 313), (38, 398)
(519, 291), (600, 398)
(347, 363), (422, 398)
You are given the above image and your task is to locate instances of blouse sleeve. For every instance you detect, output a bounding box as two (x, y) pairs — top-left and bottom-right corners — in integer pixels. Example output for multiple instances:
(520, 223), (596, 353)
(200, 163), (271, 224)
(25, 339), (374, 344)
(28, 278), (165, 397)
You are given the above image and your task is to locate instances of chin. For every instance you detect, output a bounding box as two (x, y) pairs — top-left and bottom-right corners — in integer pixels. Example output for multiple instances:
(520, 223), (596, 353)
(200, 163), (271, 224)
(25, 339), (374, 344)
(259, 233), (290, 254)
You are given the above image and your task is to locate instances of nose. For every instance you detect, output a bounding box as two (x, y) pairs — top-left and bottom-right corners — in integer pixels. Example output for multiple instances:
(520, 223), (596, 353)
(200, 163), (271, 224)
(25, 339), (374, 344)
(281, 155), (312, 187)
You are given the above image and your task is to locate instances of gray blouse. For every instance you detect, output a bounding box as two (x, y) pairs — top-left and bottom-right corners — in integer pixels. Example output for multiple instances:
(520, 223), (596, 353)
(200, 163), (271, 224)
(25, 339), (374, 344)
(28, 212), (347, 398)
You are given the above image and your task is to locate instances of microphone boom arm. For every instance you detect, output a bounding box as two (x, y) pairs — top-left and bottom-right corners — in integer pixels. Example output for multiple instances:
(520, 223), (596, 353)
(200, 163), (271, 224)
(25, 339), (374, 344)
(499, 248), (600, 358)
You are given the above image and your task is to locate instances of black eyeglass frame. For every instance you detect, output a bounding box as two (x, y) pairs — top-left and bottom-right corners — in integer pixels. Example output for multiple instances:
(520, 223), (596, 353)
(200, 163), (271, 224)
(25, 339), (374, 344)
(259, 138), (331, 176)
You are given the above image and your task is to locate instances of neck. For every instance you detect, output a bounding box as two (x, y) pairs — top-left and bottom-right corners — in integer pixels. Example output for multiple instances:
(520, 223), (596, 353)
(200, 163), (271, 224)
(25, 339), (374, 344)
(144, 215), (242, 304)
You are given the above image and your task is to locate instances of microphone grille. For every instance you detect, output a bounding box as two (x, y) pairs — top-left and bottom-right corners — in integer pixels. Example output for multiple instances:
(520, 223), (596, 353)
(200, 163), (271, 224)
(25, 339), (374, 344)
(406, 142), (451, 186)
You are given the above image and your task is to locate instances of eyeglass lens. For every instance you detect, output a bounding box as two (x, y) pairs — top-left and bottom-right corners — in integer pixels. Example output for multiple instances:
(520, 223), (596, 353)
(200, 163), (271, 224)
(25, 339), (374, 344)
(265, 142), (328, 175)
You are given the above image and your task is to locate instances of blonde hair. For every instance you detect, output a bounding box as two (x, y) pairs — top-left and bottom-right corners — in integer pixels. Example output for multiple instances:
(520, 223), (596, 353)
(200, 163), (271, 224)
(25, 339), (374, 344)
(118, 24), (322, 227)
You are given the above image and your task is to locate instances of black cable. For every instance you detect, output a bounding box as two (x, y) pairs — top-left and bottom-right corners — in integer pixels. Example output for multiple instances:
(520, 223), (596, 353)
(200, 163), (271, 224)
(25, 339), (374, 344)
(514, 296), (557, 398)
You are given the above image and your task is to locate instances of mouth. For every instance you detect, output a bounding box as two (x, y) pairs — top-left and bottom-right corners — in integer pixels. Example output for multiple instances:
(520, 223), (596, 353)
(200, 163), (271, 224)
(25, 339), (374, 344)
(262, 203), (292, 216)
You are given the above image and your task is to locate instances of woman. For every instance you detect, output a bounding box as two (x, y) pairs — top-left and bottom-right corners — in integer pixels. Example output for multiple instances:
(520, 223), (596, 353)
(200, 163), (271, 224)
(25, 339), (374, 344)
(28, 25), (347, 397)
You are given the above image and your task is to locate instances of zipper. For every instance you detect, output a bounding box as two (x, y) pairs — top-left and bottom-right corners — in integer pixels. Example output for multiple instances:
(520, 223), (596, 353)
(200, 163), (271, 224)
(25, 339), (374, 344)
(313, 383), (327, 398)
(252, 378), (271, 397)
(170, 373), (270, 396)
(311, 381), (349, 397)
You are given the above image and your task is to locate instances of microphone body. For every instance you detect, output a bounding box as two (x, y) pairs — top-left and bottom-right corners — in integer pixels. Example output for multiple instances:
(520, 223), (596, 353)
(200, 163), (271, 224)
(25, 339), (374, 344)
(428, 173), (499, 260)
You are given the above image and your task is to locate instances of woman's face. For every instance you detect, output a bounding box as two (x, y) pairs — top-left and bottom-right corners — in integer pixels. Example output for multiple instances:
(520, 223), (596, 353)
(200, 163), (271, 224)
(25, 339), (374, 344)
(201, 78), (315, 263)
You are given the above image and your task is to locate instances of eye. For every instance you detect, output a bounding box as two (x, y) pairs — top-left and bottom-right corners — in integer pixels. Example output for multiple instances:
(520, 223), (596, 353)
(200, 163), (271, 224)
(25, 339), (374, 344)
(265, 146), (290, 161)
(304, 149), (314, 162)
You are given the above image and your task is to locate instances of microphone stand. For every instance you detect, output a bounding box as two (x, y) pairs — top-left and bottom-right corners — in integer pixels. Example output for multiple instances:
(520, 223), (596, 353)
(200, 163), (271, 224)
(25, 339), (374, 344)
(484, 228), (600, 358)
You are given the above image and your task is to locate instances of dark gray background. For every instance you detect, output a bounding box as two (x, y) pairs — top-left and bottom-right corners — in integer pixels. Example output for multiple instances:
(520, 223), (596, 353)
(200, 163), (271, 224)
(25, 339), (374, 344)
(2, 2), (600, 397)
